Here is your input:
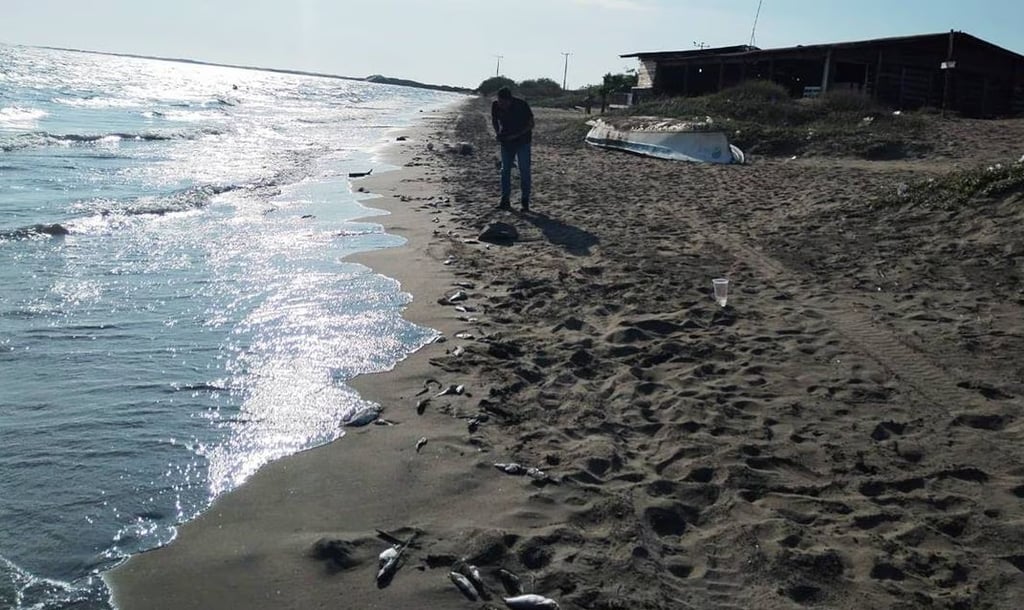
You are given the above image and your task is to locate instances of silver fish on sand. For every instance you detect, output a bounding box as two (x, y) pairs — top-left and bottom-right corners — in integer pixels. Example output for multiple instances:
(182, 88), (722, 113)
(343, 405), (381, 427)
(376, 547), (402, 586)
(451, 345), (465, 357)
(436, 384), (464, 398)
(376, 533), (418, 588)
(447, 290), (468, 303)
(449, 571), (479, 601)
(503, 594), (561, 610)
(415, 437), (428, 452)
(494, 463), (526, 475)
(453, 560), (490, 600)
(378, 546), (399, 567)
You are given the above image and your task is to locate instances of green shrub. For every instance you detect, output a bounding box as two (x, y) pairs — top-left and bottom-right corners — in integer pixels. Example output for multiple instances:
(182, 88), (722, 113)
(477, 76), (516, 96)
(518, 78), (563, 99)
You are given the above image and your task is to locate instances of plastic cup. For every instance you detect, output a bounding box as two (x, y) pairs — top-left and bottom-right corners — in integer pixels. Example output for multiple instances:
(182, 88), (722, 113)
(712, 278), (729, 307)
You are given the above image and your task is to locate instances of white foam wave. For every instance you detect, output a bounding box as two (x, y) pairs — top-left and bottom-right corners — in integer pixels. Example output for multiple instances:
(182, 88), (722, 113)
(0, 106), (48, 129)
(0, 554), (94, 610)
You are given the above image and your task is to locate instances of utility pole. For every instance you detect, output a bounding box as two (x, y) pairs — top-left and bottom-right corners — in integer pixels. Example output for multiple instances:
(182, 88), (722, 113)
(561, 52), (572, 90)
(494, 55), (503, 77)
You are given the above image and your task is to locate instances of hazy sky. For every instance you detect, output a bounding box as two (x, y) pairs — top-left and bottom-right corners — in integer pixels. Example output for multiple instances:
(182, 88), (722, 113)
(2, 1), (1022, 89)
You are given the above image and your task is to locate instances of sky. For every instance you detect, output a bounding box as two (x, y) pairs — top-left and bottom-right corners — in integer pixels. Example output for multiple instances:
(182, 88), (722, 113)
(1, 0), (1022, 90)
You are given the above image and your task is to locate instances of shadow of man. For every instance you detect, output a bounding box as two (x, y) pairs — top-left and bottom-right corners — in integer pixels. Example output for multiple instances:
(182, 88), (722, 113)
(517, 209), (599, 256)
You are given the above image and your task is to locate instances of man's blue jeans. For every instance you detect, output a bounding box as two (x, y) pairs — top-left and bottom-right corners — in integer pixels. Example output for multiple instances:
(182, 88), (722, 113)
(500, 139), (531, 203)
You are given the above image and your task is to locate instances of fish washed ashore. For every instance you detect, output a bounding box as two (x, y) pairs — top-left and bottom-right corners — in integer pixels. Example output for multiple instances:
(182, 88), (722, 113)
(109, 99), (1024, 609)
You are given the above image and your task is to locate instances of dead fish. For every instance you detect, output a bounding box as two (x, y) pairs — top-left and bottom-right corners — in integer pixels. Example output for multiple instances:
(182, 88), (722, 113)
(415, 398), (430, 415)
(451, 346), (465, 357)
(373, 418), (397, 426)
(447, 290), (468, 303)
(449, 571), (479, 601)
(436, 384), (464, 398)
(348, 169), (373, 178)
(378, 545), (399, 567)
(376, 532), (418, 588)
(454, 332), (475, 340)
(453, 560), (490, 600)
(454, 281), (475, 289)
(443, 258), (456, 265)
(376, 548), (402, 587)
(415, 437), (428, 452)
(503, 594), (561, 610)
(343, 405), (381, 427)
(494, 463), (526, 475)
(497, 568), (523, 596)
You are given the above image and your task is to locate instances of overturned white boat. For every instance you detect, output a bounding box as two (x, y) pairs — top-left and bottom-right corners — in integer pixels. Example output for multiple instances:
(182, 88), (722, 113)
(585, 117), (744, 164)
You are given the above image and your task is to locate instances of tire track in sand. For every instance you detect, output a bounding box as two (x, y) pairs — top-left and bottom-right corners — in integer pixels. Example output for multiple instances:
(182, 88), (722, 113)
(719, 239), (979, 413)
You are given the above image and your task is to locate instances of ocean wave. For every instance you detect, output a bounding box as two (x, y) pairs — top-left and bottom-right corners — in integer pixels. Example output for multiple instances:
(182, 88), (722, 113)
(0, 106), (48, 129)
(83, 183), (246, 218)
(0, 127), (226, 152)
(0, 183), (251, 241)
(0, 223), (70, 240)
(0, 554), (98, 610)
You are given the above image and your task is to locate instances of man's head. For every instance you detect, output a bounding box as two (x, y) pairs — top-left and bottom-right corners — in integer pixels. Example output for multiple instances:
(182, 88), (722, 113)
(496, 87), (513, 109)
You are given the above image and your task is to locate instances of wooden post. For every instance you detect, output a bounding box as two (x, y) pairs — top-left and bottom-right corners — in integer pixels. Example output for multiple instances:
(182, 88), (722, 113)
(821, 48), (833, 93)
(682, 63), (689, 96)
(874, 50), (883, 100)
(942, 30), (955, 116)
(718, 60), (726, 91)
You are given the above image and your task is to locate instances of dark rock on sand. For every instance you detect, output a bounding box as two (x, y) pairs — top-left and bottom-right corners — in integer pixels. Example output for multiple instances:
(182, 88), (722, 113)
(310, 537), (361, 569)
(479, 222), (518, 245)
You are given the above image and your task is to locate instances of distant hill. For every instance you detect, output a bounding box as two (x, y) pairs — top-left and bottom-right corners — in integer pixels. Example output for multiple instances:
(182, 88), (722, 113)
(365, 75), (472, 94)
(32, 45), (471, 95)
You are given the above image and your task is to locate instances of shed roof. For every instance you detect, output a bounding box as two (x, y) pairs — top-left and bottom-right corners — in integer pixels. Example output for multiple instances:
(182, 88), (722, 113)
(622, 31), (1024, 63)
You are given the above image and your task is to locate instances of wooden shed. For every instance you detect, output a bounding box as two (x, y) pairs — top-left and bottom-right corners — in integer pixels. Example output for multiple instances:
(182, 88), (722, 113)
(622, 31), (1024, 117)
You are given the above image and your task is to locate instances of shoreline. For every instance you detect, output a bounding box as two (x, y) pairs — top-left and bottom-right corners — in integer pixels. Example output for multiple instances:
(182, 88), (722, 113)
(106, 100), (1024, 609)
(103, 101), (543, 609)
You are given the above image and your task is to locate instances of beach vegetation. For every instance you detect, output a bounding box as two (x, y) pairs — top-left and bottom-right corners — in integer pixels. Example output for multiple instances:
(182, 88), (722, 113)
(600, 70), (639, 94)
(518, 78), (564, 99)
(627, 80), (934, 159)
(882, 160), (1024, 210)
(477, 76), (516, 96)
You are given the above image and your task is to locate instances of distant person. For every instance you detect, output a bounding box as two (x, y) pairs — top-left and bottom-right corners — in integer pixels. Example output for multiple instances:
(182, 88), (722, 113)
(600, 91), (608, 114)
(491, 87), (534, 212)
(583, 94), (594, 115)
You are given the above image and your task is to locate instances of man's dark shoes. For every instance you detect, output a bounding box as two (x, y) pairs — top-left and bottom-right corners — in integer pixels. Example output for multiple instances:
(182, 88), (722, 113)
(498, 199), (511, 210)
(520, 200), (530, 213)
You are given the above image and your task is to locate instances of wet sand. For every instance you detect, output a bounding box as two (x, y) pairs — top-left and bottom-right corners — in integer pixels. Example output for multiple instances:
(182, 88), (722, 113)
(108, 101), (1024, 609)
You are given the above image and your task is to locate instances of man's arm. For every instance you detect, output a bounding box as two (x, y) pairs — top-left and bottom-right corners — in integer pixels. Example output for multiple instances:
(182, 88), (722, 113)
(491, 102), (502, 136)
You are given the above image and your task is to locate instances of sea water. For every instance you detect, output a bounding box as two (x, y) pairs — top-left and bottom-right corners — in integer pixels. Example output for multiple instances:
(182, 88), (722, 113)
(0, 45), (461, 609)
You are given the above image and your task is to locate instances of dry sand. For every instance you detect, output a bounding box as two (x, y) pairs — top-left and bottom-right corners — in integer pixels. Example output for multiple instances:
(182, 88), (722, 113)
(108, 100), (1024, 609)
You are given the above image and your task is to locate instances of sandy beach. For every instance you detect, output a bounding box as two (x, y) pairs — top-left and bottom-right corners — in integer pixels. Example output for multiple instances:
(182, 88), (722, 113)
(107, 99), (1024, 609)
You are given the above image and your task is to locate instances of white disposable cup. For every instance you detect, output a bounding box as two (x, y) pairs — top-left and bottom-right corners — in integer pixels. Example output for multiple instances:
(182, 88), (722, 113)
(712, 278), (729, 307)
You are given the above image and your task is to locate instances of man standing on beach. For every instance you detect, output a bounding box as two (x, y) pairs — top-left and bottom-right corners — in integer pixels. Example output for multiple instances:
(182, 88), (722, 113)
(491, 87), (534, 212)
